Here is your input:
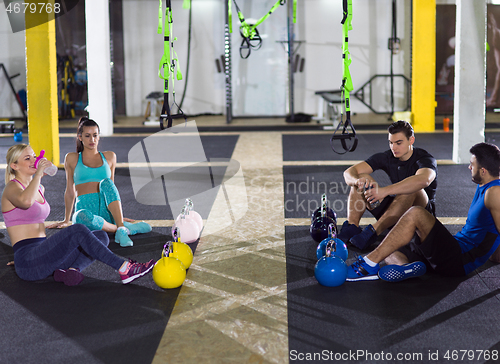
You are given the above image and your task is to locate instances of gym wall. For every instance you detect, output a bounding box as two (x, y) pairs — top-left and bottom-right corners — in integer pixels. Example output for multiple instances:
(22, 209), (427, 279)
(1, 0), (462, 119)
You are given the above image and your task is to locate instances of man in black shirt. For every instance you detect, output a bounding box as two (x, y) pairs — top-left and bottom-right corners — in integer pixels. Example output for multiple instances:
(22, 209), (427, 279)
(339, 120), (438, 250)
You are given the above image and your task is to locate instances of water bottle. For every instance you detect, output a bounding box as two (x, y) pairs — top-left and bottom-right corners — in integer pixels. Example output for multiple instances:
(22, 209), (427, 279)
(363, 185), (381, 209)
(34, 150), (58, 177)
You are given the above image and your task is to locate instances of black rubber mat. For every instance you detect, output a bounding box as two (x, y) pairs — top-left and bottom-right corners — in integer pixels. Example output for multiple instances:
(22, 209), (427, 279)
(286, 225), (500, 364)
(59, 123), (392, 135)
(284, 132), (500, 162)
(0, 134), (236, 363)
(283, 164), (475, 219)
(58, 135), (240, 164)
(283, 132), (455, 161)
(0, 230), (181, 364)
(283, 131), (500, 363)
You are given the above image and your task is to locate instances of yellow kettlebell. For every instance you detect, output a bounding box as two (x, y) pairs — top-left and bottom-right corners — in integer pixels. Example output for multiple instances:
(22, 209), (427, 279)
(152, 242), (186, 289)
(171, 228), (194, 269)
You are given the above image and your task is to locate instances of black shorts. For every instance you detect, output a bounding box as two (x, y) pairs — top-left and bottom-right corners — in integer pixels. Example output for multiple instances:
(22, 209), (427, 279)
(369, 196), (435, 220)
(398, 219), (466, 276)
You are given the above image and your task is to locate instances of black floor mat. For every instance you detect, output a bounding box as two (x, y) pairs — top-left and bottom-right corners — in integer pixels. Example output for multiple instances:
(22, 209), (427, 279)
(286, 225), (500, 364)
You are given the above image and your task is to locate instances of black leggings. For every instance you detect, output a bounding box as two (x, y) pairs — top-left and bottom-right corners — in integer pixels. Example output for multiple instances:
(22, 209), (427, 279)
(13, 224), (125, 281)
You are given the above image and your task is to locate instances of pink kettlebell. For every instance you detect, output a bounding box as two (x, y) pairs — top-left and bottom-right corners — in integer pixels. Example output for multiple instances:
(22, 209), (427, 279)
(184, 198), (203, 231)
(173, 206), (200, 244)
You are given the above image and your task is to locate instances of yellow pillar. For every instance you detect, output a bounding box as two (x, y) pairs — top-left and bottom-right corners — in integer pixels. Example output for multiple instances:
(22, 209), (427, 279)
(25, 0), (60, 166)
(411, 0), (436, 132)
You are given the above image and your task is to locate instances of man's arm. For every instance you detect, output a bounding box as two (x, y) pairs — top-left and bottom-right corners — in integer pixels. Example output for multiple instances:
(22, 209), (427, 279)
(367, 168), (436, 202)
(485, 185), (500, 262)
(343, 161), (374, 188)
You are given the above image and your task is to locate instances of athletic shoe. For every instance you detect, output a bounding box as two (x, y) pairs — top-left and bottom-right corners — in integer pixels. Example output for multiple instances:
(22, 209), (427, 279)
(54, 268), (84, 286)
(115, 226), (133, 247)
(346, 256), (380, 281)
(123, 221), (152, 235)
(337, 220), (362, 244)
(349, 225), (378, 250)
(378, 262), (427, 282)
(120, 259), (155, 284)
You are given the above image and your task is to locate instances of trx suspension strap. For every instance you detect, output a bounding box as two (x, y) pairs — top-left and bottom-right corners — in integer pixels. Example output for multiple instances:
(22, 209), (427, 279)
(330, 0), (358, 154)
(229, 0), (295, 59)
(158, 0), (186, 130)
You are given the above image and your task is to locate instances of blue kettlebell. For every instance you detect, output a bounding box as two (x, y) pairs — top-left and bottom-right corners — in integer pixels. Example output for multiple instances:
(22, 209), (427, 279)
(13, 129), (22, 142)
(316, 223), (348, 261)
(311, 193), (337, 224)
(314, 240), (348, 287)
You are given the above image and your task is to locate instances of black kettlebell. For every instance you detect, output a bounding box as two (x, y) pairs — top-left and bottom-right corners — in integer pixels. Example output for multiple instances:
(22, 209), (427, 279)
(311, 193), (337, 223)
(310, 198), (336, 243)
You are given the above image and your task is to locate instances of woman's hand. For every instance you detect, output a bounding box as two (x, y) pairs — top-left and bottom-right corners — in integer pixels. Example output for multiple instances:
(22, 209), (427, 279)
(35, 158), (52, 177)
(46, 220), (72, 229)
(123, 217), (135, 223)
(7, 261), (14, 266)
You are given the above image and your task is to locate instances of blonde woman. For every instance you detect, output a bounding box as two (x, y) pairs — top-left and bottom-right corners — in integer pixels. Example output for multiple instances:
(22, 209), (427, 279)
(1, 144), (154, 286)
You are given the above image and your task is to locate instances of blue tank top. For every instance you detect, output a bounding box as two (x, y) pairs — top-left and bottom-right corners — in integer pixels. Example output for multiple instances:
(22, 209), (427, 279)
(74, 152), (111, 186)
(454, 179), (500, 274)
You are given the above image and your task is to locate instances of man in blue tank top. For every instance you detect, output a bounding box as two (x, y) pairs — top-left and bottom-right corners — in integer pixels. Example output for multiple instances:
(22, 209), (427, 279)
(346, 142), (500, 282)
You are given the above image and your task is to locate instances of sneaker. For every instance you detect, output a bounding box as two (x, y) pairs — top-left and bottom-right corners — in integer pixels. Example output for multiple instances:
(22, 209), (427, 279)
(337, 220), (362, 244)
(123, 221), (152, 235)
(115, 226), (133, 247)
(378, 262), (427, 282)
(54, 268), (84, 286)
(346, 256), (380, 281)
(120, 259), (155, 284)
(349, 225), (378, 250)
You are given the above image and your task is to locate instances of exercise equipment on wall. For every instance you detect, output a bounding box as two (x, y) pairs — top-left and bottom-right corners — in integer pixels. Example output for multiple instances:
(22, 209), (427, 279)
(57, 55), (88, 119)
(228, 0), (294, 59)
(157, 0), (186, 130)
(330, 0), (358, 155)
(222, 0), (298, 124)
(57, 55), (75, 119)
(178, 0), (192, 110)
(352, 0), (410, 116)
(388, 0), (400, 117)
(0, 63), (27, 125)
(315, 0), (409, 125)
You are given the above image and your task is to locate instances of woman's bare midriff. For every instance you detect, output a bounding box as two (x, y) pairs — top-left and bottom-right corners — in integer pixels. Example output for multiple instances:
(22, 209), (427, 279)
(8, 223), (46, 246)
(76, 181), (101, 197)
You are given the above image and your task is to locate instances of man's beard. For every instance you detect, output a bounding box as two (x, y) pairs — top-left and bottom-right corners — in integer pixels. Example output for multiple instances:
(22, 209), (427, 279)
(472, 170), (482, 184)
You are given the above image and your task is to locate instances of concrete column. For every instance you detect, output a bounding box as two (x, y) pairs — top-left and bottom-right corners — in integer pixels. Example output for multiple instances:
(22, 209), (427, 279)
(85, 0), (113, 136)
(25, 0), (60, 165)
(411, 0), (436, 132)
(453, 0), (487, 163)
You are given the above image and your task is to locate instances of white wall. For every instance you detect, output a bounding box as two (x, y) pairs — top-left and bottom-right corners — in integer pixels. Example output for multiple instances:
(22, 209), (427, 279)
(122, 0), (413, 117)
(302, 0), (411, 115)
(0, 2), (26, 118)
(123, 0), (225, 117)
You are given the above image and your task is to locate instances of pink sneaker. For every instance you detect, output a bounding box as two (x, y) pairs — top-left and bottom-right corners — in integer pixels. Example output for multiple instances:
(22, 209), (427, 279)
(119, 259), (155, 284)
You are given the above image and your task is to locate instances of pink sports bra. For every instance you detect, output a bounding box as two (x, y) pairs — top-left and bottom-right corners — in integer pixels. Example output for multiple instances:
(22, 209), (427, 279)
(2, 179), (50, 228)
